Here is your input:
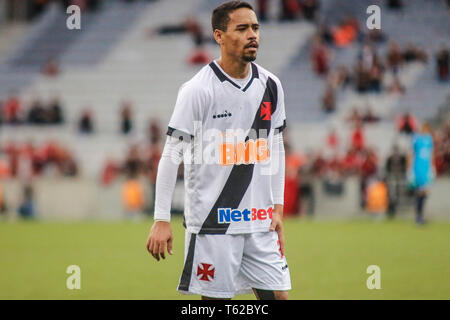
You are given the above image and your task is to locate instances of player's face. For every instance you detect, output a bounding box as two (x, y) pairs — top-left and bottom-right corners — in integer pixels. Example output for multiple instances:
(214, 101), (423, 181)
(222, 8), (260, 63)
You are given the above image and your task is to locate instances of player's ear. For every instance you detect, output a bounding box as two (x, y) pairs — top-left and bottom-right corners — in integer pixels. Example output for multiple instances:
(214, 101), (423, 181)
(213, 29), (224, 46)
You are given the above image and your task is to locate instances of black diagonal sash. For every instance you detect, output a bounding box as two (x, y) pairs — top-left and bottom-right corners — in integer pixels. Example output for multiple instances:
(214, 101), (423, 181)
(198, 77), (278, 234)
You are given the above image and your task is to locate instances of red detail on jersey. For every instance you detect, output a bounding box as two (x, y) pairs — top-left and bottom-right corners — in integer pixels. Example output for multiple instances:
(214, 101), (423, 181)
(260, 102), (271, 120)
(197, 263), (215, 282)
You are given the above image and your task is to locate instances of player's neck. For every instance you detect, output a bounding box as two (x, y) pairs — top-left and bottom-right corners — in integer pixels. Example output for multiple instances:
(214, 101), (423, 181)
(217, 57), (250, 79)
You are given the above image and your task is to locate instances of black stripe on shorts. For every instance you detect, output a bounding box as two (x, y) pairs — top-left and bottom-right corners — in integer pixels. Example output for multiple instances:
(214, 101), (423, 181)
(177, 234), (197, 292)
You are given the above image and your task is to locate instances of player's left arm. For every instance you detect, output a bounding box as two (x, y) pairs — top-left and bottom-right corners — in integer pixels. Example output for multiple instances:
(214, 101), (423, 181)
(269, 131), (286, 257)
(269, 78), (287, 256)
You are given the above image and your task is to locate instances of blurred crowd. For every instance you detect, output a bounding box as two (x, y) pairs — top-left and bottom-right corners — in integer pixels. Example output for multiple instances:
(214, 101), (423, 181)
(0, 94), (155, 136)
(2, 0), (450, 220)
(0, 141), (78, 179)
(305, 3), (449, 114)
(77, 99), (145, 135)
(314, 28), (447, 113)
(271, 0), (450, 217)
(100, 118), (165, 187)
(100, 120), (167, 218)
(0, 93), (64, 125)
(282, 125), (383, 217)
(433, 122), (450, 176)
(148, 0), (322, 66)
(282, 116), (450, 217)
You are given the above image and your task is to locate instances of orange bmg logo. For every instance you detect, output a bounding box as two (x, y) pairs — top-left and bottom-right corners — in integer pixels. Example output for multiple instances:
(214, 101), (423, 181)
(219, 139), (270, 165)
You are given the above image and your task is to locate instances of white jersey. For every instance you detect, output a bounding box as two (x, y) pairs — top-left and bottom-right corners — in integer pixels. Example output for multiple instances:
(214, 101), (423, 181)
(167, 60), (286, 235)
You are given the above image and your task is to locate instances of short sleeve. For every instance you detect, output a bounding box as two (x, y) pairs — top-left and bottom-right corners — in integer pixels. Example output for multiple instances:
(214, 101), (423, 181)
(167, 82), (206, 141)
(272, 79), (286, 133)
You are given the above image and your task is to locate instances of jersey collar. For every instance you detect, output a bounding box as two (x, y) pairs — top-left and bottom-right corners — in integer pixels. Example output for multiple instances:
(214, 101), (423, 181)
(209, 61), (259, 92)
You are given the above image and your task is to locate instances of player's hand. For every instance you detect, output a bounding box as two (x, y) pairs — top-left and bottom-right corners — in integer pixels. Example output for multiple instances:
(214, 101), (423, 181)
(146, 221), (173, 261)
(269, 204), (285, 258)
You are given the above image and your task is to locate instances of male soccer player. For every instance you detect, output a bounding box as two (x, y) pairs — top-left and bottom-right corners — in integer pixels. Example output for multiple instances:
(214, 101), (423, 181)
(409, 123), (435, 225)
(146, 1), (290, 300)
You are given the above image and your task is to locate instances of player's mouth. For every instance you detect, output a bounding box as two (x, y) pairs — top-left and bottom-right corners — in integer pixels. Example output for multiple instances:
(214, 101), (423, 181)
(245, 42), (259, 51)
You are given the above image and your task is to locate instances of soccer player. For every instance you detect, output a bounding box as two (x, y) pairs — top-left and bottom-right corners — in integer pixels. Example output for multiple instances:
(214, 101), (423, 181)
(409, 123), (435, 225)
(146, 1), (290, 300)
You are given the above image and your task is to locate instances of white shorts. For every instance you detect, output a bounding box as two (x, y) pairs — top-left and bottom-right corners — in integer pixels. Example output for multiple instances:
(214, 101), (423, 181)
(177, 231), (291, 299)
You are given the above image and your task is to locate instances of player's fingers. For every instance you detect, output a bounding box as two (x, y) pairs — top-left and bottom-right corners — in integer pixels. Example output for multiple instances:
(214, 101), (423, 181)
(147, 238), (153, 255)
(152, 240), (160, 261)
(159, 240), (166, 260)
(149, 239), (158, 260)
(167, 237), (174, 255)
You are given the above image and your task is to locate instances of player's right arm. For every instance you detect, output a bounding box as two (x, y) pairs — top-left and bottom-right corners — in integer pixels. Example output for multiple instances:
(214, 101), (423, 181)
(146, 136), (185, 261)
(146, 80), (207, 261)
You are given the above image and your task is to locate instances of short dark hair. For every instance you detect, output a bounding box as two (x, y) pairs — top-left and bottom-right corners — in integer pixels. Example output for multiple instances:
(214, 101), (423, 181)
(211, 1), (254, 32)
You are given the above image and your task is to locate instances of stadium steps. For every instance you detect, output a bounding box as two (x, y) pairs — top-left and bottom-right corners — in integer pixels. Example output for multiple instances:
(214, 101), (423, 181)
(0, 0), (153, 98)
(284, 0), (450, 160)
(0, 4), (58, 97)
(279, 0), (372, 126)
(0, 22), (29, 61)
(330, 0), (450, 122)
(7, 0), (313, 176)
(59, 0), (151, 66)
(377, 0), (450, 121)
(1, 0), (209, 175)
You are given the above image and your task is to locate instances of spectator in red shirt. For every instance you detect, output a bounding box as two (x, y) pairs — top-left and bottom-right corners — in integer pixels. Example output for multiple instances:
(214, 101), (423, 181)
(311, 151), (327, 177)
(283, 144), (304, 216)
(148, 118), (162, 145)
(351, 122), (365, 151)
(3, 93), (22, 124)
(101, 158), (119, 186)
(342, 146), (363, 175)
(4, 142), (20, 177)
(361, 148), (378, 177)
(311, 36), (331, 76)
(187, 47), (212, 65)
(359, 148), (378, 208)
(279, 0), (301, 21)
(257, 0), (269, 22)
(327, 153), (343, 174)
(326, 129), (339, 150)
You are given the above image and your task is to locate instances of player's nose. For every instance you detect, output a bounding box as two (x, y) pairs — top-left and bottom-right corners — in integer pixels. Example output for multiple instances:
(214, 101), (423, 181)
(247, 28), (258, 40)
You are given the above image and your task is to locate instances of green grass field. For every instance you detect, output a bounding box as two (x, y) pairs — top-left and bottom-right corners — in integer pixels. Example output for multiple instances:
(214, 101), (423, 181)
(1, 217), (449, 299)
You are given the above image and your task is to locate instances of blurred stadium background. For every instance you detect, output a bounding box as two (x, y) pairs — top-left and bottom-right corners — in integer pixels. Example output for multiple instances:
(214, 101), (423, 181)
(0, 0), (449, 299)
